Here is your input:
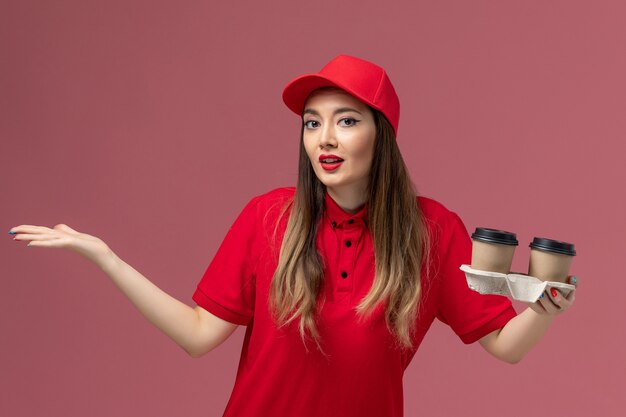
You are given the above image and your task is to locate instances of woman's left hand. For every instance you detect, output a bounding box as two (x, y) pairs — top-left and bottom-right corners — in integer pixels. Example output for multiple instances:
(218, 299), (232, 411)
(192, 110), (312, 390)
(525, 275), (578, 316)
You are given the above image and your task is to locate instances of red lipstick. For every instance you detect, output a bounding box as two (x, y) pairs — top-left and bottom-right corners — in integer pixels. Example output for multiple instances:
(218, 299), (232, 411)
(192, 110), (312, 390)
(319, 154), (344, 171)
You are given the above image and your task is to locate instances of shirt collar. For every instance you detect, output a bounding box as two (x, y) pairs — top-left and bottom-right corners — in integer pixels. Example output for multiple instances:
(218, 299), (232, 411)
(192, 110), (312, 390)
(324, 191), (368, 228)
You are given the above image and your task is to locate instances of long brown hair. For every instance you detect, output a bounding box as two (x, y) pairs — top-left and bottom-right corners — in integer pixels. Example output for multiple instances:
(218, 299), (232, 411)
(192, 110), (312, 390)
(269, 103), (430, 354)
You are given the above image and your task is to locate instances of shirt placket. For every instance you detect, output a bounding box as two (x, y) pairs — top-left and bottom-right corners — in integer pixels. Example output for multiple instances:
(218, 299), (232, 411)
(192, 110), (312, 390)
(336, 218), (361, 298)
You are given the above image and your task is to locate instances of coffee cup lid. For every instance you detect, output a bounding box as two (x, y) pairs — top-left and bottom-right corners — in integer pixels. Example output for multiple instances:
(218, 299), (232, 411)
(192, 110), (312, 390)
(529, 237), (576, 256)
(471, 227), (519, 246)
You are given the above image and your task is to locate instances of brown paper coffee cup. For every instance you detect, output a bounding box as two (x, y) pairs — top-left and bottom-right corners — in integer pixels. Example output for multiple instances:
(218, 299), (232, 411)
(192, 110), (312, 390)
(528, 237), (576, 282)
(471, 228), (519, 274)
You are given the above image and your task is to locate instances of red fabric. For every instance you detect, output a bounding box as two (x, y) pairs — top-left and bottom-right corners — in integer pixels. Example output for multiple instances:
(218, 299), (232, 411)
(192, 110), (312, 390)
(192, 187), (517, 417)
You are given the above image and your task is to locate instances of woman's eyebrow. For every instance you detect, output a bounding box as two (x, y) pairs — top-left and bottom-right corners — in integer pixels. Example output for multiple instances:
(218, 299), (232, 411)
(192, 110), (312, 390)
(303, 107), (363, 116)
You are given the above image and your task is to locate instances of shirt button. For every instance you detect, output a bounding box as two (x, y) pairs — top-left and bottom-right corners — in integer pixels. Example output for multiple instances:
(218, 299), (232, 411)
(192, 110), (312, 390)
(347, 219), (355, 224)
(331, 221), (337, 229)
(345, 240), (352, 248)
(341, 271), (348, 279)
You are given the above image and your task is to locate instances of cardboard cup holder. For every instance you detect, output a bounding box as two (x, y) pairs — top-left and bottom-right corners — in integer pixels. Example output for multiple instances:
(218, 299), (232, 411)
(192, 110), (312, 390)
(460, 264), (575, 303)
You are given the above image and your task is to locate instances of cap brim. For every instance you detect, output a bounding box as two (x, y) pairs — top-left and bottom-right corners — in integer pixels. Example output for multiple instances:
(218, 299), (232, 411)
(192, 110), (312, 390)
(282, 74), (361, 117)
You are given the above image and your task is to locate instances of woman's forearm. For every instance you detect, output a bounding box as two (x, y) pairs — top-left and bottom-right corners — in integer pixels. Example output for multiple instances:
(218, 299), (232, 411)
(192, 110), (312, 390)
(97, 248), (203, 356)
(480, 284), (576, 363)
(480, 307), (555, 364)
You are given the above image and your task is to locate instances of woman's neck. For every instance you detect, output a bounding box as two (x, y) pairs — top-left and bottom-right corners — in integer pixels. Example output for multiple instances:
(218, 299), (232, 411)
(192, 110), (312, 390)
(326, 185), (368, 214)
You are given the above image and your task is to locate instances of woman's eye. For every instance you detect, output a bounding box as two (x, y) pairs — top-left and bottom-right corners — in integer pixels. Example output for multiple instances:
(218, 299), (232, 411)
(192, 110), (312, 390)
(339, 118), (359, 127)
(304, 120), (319, 129)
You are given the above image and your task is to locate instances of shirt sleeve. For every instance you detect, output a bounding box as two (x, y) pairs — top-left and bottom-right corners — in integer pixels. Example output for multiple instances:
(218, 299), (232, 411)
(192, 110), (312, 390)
(192, 197), (261, 326)
(435, 211), (518, 344)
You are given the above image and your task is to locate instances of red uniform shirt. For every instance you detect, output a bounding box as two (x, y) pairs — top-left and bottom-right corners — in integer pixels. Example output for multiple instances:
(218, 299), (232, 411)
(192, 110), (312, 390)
(193, 187), (517, 417)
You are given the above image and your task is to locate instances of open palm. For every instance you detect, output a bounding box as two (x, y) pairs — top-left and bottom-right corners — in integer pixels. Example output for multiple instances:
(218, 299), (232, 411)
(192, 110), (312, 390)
(10, 224), (110, 265)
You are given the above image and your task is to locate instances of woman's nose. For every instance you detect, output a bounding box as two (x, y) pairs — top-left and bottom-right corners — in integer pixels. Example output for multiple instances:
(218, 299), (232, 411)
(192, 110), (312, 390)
(319, 124), (337, 148)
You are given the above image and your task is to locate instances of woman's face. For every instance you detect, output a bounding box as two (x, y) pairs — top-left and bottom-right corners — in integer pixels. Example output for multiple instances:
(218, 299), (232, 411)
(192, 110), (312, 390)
(302, 88), (377, 202)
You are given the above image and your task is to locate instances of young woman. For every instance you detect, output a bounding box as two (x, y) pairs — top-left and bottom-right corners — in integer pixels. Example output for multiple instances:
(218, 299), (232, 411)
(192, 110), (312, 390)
(9, 55), (577, 417)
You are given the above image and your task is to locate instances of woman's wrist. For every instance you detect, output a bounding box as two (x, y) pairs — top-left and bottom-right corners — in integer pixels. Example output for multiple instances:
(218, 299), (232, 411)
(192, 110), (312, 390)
(93, 244), (121, 275)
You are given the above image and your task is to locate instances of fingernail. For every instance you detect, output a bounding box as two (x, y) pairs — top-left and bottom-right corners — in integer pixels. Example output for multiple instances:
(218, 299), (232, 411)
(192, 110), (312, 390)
(27, 243), (31, 247)
(571, 276), (577, 285)
(8, 231), (16, 235)
(550, 288), (558, 298)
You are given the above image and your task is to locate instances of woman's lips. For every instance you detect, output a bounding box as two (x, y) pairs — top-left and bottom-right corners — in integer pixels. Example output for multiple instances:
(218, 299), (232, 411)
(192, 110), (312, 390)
(319, 154), (344, 171)
(320, 161), (343, 171)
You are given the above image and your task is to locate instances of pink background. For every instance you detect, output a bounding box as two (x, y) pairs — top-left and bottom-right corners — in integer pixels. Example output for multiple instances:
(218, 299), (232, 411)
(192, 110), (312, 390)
(2, 1), (624, 416)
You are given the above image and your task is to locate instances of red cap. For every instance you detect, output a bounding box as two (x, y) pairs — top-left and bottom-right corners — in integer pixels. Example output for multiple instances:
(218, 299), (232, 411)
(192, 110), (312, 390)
(282, 55), (400, 136)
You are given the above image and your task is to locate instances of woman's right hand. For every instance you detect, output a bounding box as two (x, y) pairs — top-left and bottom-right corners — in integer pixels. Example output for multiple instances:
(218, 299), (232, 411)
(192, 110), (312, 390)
(9, 224), (112, 267)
